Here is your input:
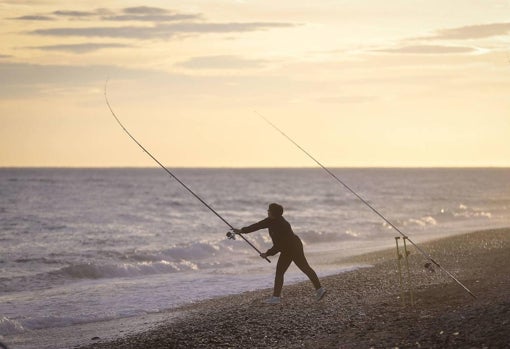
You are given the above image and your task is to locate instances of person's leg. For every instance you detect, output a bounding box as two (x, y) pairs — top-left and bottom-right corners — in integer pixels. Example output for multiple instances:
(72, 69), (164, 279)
(274, 253), (292, 297)
(292, 241), (322, 290)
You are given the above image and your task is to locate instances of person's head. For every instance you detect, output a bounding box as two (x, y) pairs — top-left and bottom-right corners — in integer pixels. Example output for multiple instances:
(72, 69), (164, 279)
(267, 203), (284, 219)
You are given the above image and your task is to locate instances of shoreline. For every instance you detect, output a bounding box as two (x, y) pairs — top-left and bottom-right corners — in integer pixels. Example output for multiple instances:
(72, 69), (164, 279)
(5, 227), (509, 348)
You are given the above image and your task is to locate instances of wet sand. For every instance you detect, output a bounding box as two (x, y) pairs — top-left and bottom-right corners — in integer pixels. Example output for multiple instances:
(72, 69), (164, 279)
(38, 228), (510, 348)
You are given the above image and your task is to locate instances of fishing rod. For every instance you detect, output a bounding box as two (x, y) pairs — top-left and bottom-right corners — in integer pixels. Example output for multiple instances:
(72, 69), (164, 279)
(255, 111), (476, 299)
(103, 81), (270, 263)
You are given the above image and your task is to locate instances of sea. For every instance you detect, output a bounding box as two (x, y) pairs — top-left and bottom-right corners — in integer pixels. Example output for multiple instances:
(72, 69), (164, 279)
(1, 168), (509, 345)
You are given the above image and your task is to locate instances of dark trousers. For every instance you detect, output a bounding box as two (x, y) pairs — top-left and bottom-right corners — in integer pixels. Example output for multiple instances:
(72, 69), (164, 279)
(274, 238), (321, 297)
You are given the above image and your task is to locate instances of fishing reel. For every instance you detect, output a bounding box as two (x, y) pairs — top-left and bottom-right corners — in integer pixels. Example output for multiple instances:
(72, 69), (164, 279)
(226, 230), (237, 240)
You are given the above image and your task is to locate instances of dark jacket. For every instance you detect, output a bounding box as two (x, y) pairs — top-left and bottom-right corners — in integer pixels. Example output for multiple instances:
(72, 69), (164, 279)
(241, 216), (300, 256)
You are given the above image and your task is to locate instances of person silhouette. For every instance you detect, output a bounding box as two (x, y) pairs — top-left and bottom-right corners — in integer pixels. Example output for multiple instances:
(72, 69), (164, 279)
(234, 203), (326, 304)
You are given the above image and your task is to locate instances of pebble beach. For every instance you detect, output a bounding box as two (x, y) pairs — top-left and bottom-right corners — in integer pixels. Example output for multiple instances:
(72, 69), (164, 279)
(73, 228), (509, 349)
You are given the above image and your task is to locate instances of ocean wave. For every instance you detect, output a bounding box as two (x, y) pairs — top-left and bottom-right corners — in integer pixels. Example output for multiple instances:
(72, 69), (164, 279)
(160, 241), (226, 261)
(0, 259), (202, 292)
(1, 313), (129, 334)
(0, 316), (25, 335)
(1, 240), (245, 291)
(381, 204), (493, 230)
(14, 257), (61, 264)
(20, 314), (118, 331)
(153, 198), (185, 208)
(55, 259), (199, 280)
(437, 204), (492, 221)
(299, 230), (360, 244)
(399, 216), (438, 227)
(92, 240), (238, 265)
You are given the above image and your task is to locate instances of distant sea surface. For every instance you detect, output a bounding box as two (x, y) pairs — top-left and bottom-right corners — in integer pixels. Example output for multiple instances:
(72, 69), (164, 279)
(1, 168), (509, 335)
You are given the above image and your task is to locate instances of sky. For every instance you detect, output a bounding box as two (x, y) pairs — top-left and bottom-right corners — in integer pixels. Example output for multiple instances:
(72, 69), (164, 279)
(1, 0), (509, 167)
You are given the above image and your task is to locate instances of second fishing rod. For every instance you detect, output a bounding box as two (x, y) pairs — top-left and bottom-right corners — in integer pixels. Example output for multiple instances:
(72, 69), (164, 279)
(255, 111), (476, 299)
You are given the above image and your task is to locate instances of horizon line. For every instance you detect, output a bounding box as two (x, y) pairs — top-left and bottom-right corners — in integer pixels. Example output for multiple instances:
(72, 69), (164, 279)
(1, 165), (509, 170)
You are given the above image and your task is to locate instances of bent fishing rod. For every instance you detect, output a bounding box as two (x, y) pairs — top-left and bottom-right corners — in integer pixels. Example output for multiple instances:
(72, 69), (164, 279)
(255, 111), (476, 299)
(103, 81), (270, 263)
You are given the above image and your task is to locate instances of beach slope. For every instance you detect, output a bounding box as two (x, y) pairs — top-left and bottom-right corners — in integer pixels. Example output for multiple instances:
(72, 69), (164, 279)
(80, 228), (509, 348)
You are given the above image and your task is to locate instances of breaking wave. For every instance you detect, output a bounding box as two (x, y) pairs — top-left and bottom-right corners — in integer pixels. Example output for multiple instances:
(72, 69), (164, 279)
(299, 230), (360, 243)
(383, 204), (493, 230)
(0, 316), (25, 335)
(55, 259), (199, 280)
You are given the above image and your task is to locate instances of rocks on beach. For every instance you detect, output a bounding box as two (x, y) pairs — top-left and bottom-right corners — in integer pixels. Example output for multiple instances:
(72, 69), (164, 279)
(80, 228), (509, 349)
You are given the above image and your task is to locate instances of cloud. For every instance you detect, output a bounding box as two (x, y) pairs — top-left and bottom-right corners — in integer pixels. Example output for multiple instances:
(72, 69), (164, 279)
(421, 22), (510, 40)
(52, 9), (112, 18)
(10, 8), (113, 20)
(112, 6), (201, 22)
(11, 15), (54, 21)
(0, 62), (135, 85)
(53, 6), (202, 22)
(12, 6), (296, 40)
(123, 6), (169, 15)
(12, 6), (200, 23)
(102, 13), (200, 22)
(177, 55), (268, 69)
(375, 45), (476, 54)
(0, 61), (244, 95)
(0, 62), (162, 98)
(29, 22), (296, 40)
(27, 43), (132, 53)
(53, 10), (101, 17)
(0, 61), (306, 101)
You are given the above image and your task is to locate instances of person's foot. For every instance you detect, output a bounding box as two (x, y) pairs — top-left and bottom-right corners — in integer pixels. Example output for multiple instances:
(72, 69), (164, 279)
(315, 287), (326, 301)
(264, 296), (281, 304)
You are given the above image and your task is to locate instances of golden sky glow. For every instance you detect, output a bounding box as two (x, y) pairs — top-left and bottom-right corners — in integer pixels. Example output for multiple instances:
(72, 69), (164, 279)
(1, 0), (509, 167)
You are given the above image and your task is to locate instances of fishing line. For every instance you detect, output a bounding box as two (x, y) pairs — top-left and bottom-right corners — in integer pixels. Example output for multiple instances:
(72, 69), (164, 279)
(103, 80), (270, 263)
(255, 111), (476, 299)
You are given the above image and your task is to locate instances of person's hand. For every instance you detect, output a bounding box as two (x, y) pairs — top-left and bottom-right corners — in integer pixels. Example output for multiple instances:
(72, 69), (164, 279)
(260, 252), (268, 259)
(233, 228), (242, 234)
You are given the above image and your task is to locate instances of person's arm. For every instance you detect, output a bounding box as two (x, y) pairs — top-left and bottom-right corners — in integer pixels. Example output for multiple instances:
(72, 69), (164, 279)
(264, 245), (280, 256)
(238, 218), (271, 234)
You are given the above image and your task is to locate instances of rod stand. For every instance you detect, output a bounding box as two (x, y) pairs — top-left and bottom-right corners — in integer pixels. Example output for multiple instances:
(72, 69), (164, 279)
(395, 236), (414, 306)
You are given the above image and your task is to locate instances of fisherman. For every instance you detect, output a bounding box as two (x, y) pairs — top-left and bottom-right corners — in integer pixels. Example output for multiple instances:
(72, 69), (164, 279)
(234, 203), (326, 304)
